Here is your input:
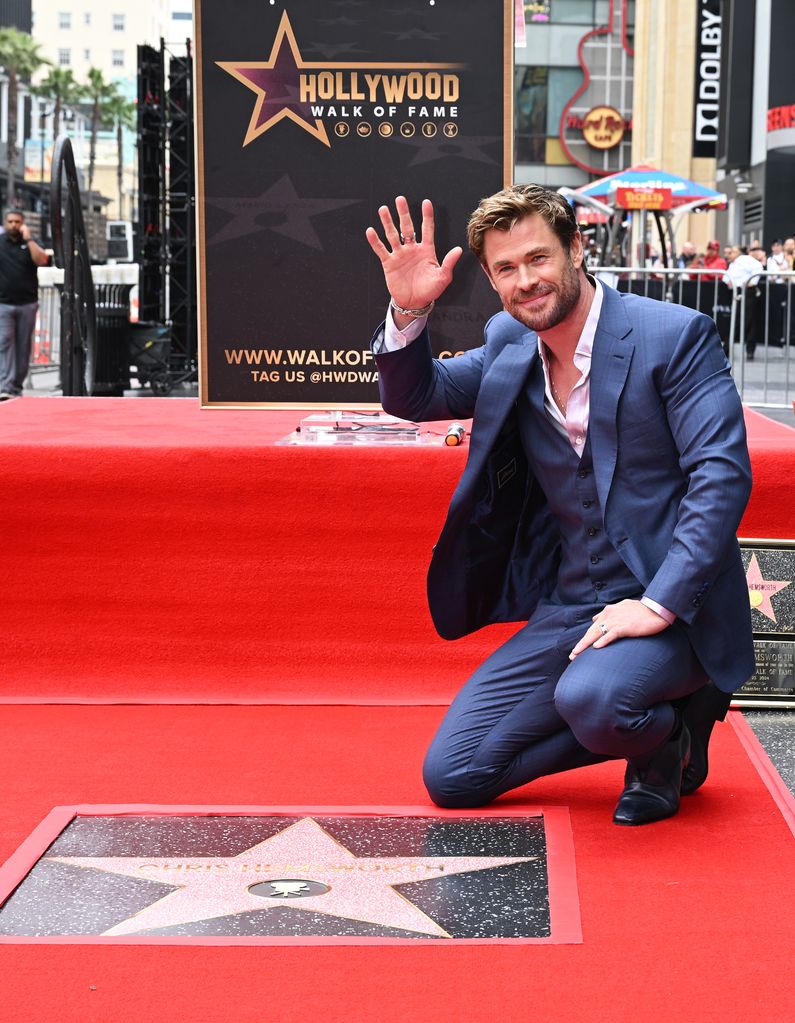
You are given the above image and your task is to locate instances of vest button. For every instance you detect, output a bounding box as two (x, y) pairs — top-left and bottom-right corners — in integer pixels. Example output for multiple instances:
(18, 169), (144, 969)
(587, 527), (597, 536)
(590, 555), (600, 564)
(577, 470), (588, 478)
(583, 500), (593, 508)
(594, 581), (605, 590)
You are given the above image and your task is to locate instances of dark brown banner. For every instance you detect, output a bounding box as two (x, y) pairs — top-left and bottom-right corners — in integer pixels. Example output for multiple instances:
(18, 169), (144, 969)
(195, 0), (513, 408)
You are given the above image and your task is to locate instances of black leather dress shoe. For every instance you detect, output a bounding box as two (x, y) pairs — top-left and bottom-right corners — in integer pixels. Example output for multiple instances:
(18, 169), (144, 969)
(680, 684), (732, 795)
(613, 718), (691, 826)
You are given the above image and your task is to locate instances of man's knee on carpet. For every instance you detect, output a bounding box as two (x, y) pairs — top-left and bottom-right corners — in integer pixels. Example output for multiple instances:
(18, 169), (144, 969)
(422, 744), (508, 809)
(553, 671), (675, 760)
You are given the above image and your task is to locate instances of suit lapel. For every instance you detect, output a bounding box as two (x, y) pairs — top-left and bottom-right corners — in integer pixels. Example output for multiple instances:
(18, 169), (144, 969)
(588, 289), (634, 510)
(461, 339), (536, 489)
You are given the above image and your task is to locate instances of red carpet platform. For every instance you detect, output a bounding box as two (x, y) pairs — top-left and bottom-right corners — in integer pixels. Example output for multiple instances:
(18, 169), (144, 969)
(1, 399), (794, 1021)
(0, 398), (791, 704)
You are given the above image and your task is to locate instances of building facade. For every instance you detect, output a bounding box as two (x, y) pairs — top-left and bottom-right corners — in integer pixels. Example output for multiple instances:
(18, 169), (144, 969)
(716, 0), (795, 249)
(31, 0), (169, 87)
(516, 0), (725, 254)
(30, 0), (171, 219)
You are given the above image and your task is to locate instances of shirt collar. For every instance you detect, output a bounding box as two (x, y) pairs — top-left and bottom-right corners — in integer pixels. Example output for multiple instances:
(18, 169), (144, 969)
(536, 274), (603, 373)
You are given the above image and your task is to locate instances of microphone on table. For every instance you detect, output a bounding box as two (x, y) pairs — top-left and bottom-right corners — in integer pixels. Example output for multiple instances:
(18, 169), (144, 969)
(445, 422), (466, 446)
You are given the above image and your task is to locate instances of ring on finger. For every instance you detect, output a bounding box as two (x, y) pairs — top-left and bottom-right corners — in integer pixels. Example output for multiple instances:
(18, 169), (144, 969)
(402, 232), (415, 243)
(598, 622), (608, 636)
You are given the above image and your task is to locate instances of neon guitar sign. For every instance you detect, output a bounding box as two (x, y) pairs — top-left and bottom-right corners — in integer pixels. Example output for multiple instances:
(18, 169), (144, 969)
(558, 0), (634, 174)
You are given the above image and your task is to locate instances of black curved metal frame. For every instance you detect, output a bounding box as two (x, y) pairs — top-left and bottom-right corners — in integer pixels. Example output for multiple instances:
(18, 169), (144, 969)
(50, 135), (97, 396)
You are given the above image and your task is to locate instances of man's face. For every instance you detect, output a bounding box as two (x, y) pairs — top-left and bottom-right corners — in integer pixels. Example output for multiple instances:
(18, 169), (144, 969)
(4, 214), (23, 238)
(482, 213), (584, 334)
(785, 238), (795, 255)
(682, 243), (696, 258)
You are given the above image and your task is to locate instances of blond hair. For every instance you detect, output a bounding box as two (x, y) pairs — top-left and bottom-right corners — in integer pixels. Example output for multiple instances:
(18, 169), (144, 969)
(467, 184), (578, 263)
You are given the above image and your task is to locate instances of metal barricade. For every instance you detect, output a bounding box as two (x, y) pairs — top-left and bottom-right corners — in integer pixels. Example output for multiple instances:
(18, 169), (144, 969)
(593, 265), (795, 409)
(32, 281), (61, 371)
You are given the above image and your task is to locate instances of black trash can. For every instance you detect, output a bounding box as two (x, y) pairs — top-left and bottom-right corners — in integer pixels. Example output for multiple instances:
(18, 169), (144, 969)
(93, 283), (133, 396)
(129, 321), (173, 394)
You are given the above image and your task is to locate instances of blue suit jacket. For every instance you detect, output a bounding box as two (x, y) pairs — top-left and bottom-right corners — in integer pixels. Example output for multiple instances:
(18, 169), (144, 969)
(375, 284), (755, 693)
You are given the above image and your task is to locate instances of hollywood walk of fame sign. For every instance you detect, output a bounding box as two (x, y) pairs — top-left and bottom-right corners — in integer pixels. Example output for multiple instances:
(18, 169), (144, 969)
(733, 540), (795, 707)
(195, 1), (514, 407)
(0, 807), (582, 944)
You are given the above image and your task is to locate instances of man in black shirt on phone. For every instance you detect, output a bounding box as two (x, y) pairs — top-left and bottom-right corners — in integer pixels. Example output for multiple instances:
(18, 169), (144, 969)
(0, 210), (49, 400)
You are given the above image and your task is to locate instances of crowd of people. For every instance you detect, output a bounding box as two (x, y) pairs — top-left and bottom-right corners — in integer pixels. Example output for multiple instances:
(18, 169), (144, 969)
(651, 237), (795, 285)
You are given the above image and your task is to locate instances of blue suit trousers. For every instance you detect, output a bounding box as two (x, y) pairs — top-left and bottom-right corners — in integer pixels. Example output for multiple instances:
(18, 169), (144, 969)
(423, 601), (708, 808)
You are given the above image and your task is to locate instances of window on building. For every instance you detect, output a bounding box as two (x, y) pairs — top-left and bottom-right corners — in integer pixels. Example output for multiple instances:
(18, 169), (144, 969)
(546, 68), (583, 135)
(113, 14), (125, 32)
(172, 11), (192, 18)
(515, 67), (548, 164)
(84, 49), (91, 62)
(85, 13), (91, 26)
(58, 49), (71, 66)
(112, 50), (125, 68)
(58, 12), (71, 30)
(549, 0), (595, 22)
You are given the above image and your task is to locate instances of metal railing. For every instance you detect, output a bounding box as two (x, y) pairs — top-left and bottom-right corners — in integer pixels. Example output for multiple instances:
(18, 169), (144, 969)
(592, 265), (795, 408)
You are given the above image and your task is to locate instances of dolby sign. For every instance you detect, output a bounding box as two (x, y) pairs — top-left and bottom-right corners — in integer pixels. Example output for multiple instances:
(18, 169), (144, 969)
(692, 0), (721, 158)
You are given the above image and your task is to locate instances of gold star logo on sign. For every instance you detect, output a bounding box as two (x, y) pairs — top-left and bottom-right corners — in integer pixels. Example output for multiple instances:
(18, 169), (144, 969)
(216, 12), (465, 149)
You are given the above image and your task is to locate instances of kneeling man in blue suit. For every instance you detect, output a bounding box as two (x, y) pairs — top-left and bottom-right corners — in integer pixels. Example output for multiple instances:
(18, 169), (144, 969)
(366, 185), (754, 825)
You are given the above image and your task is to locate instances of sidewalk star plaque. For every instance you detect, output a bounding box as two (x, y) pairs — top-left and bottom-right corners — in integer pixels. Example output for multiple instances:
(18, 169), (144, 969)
(734, 540), (795, 707)
(195, 1), (514, 408)
(0, 808), (582, 944)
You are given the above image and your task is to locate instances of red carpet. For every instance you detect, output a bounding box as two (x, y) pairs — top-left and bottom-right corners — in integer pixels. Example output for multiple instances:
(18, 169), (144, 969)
(1, 400), (794, 1019)
(0, 705), (793, 1022)
(0, 400), (790, 703)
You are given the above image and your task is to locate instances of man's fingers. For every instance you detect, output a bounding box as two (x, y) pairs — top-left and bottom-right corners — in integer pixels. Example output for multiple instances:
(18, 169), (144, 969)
(365, 226), (390, 263)
(378, 205), (401, 248)
(395, 195), (417, 243)
(441, 246), (463, 276)
(420, 199), (435, 247)
(569, 621), (616, 659)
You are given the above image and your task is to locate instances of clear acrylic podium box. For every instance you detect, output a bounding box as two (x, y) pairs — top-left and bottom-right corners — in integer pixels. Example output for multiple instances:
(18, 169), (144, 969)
(294, 412), (423, 445)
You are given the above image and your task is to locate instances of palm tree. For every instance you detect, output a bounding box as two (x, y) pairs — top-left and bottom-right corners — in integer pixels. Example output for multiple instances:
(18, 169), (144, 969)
(83, 67), (119, 207)
(104, 91), (136, 218)
(0, 28), (49, 207)
(32, 66), (82, 138)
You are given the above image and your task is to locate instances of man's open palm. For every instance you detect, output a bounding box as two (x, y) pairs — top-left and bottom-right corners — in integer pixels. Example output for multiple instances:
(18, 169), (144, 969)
(365, 196), (462, 310)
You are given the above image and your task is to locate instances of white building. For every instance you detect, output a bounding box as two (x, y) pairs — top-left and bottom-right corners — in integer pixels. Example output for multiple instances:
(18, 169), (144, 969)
(30, 1), (172, 219)
(168, 0), (193, 46)
(31, 1), (170, 87)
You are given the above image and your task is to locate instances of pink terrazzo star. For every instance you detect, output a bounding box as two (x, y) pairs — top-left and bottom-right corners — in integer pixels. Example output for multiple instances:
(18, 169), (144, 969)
(745, 553), (790, 623)
(48, 817), (537, 938)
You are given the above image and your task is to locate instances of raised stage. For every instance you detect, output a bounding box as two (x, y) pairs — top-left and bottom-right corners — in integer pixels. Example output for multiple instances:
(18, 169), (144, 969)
(0, 398), (791, 704)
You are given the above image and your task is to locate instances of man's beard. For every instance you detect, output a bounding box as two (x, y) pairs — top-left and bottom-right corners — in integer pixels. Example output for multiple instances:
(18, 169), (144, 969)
(508, 256), (581, 333)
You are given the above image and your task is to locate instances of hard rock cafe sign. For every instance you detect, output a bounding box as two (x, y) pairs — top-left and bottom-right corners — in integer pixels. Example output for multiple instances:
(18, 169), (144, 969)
(558, 0), (633, 174)
(580, 106), (625, 150)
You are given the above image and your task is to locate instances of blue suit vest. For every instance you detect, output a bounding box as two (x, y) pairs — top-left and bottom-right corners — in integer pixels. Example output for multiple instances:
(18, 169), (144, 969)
(519, 362), (642, 608)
